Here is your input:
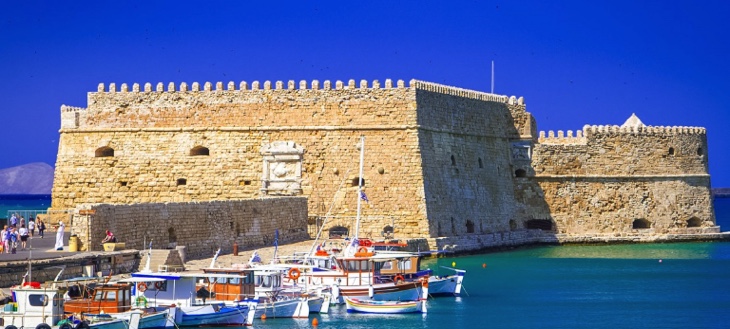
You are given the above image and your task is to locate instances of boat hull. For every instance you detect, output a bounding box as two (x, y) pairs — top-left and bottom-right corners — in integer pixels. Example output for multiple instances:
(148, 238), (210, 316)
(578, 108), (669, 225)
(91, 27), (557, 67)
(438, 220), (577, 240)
(428, 274), (464, 296)
(254, 298), (309, 319)
(175, 304), (249, 327)
(335, 281), (422, 303)
(344, 298), (423, 314)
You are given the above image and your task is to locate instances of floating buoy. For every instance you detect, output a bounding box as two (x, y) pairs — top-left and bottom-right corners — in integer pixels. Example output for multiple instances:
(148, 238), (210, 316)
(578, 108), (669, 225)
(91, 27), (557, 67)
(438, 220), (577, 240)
(452, 261), (456, 267)
(659, 259), (663, 263)
(261, 314), (267, 320)
(312, 318), (319, 326)
(482, 263), (487, 268)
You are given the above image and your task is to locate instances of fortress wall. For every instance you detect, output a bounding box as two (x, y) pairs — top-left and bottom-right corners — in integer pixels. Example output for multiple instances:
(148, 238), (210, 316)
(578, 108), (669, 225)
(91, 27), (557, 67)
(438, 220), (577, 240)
(529, 178), (715, 234)
(413, 88), (524, 237)
(533, 126), (709, 176)
(70, 198), (309, 259)
(528, 125), (714, 234)
(52, 129), (430, 238)
(75, 79), (416, 129)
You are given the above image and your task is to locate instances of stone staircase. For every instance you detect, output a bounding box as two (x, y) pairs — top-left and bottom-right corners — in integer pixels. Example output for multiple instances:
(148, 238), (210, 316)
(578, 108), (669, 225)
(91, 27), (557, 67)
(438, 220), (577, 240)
(139, 249), (185, 272)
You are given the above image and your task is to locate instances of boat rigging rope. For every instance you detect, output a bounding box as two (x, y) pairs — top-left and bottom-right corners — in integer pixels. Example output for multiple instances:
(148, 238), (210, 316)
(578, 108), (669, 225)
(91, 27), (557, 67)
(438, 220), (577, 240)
(305, 154), (357, 261)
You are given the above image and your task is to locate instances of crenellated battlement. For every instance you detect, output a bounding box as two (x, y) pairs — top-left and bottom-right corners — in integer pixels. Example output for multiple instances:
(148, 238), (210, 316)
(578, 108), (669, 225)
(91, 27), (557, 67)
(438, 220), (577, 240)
(538, 129), (587, 144)
(539, 124), (706, 145)
(92, 79), (524, 105)
(581, 124), (706, 136)
(61, 104), (87, 113)
(60, 104), (87, 129)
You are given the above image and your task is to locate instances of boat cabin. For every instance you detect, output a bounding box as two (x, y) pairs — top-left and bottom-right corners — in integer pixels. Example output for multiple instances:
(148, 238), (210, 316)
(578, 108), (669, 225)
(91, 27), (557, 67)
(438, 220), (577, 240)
(64, 284), (132, 314)
(0, 287), (64, 329)
(200, 268), (257, 301)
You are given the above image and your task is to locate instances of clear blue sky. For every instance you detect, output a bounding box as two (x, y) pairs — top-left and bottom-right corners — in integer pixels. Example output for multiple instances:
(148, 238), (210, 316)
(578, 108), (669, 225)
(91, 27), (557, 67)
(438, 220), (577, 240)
(2, 1), (729, 187)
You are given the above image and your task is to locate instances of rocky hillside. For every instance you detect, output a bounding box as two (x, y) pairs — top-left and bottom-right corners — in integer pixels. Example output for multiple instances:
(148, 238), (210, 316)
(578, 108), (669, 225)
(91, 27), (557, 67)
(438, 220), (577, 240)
(0, 162), (54, 194)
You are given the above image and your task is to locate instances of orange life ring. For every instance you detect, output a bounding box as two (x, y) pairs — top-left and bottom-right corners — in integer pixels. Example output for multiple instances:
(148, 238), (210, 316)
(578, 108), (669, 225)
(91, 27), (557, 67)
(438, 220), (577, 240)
(155, 282), (164, 290)
(394, 275), (405, 284)
(137, 282), (148, 292)
(357, 246), (368, 253)
(419, 276), (429, 288)
(288, 268), (301, 280)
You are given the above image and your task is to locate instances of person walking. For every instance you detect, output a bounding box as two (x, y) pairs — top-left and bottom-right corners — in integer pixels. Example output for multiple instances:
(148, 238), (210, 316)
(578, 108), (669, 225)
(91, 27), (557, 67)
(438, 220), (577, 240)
(54, 221), (65, 251)
(28, 217), (36, 237)
(8, 227), (18, 254)
(37, 218), (46, 238)
(0, 225), (7, 254)
(18, 224), (29, 250)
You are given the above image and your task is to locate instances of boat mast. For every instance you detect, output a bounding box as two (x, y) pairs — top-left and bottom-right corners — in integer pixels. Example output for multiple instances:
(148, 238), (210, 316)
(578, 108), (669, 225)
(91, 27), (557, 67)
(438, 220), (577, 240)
(355, 136), (365, 240)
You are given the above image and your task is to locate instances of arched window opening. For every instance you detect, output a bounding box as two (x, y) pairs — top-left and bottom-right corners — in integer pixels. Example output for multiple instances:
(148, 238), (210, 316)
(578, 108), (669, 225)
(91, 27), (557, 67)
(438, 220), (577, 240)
(687, 217), (702, 228)
(478, 158), (483, 168)
(329, 226), (348, 239)
(382, 225), (394, 239)
(190, 146), (210, 156)
(697, 147), (703, 156)
(176, 178), (187, 186)
(466, 220), (475, 234)
(515, 169), (527, 178)
(632, 218), (651, 229)
(95, 146), (114, 158)
(351, 177), (365, 187)
(451, 155), (456, 166)
(668, 147), (675, 156)
(525, 219), (553, 231)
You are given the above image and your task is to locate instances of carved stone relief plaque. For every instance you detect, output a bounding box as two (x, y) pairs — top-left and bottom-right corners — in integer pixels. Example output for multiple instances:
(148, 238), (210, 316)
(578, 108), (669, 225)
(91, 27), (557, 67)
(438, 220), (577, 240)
(260, 141), (304, 195)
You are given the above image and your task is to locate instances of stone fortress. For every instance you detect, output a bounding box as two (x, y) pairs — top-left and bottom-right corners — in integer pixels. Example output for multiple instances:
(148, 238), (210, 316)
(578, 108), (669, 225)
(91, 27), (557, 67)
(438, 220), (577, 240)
(50, 78), (719, 256)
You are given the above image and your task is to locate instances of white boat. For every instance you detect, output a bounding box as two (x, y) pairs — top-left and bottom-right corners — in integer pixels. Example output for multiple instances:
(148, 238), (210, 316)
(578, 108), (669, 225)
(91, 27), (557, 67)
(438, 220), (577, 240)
(129, 271), (257, 326)
(0, 285), (141, 329)
(201, 266), (312, 319)
(427, 266), (466, 296)
(344, 297), (426, 314)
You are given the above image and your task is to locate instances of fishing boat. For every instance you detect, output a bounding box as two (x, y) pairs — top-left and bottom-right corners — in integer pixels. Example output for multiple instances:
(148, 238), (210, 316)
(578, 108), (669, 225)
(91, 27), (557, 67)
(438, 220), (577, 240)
(201, 266), (314, 318)
(129, 271), (257, 326)
(427, 266), (466, 296)
(344, 297), (426, 314)
(0, 284), (141, 329)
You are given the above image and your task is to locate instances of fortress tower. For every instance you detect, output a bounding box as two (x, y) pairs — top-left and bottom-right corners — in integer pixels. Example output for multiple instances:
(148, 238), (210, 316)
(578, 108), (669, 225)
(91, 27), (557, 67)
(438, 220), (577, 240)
(51, 79), (717, 244)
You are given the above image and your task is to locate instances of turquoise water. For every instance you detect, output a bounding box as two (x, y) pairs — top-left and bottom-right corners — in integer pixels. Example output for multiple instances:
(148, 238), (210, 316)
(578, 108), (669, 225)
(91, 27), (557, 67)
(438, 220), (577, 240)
(1, 196), (729, 328)
(0, 194), (51, 220)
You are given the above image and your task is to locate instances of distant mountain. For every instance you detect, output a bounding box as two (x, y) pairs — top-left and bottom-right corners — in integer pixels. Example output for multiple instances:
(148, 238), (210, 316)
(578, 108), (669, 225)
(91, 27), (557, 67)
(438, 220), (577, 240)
(713, 188), (730, 198)
(0, 162), (54, 194)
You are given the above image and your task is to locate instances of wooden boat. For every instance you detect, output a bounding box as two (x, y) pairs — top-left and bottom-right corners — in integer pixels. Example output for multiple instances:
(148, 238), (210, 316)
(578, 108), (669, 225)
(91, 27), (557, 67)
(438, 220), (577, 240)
(130, 271), (258, 326)
(344, 297), (426, 314)
(0, 284), (141, 329)
(427, 266), (466, 296)
(202, 266), (313, 318)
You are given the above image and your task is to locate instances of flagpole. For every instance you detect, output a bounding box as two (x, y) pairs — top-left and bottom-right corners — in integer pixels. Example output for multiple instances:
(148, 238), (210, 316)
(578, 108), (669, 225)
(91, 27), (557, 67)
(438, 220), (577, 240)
(355, 136), (365, 240)
(491, 60), (494, 94)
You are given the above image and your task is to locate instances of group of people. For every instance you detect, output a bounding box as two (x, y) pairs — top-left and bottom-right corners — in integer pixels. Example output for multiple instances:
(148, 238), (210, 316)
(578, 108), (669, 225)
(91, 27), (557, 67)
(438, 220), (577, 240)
(2, 214), (47, 254)
(0, 214), (46, 254)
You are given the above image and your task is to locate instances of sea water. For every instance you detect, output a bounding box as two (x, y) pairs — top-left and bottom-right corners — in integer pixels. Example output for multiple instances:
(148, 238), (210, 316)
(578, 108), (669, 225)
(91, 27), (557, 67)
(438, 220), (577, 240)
(250, 198), (730, 329)
(1, 196), (729, 328)
(0, 194), (51, 220)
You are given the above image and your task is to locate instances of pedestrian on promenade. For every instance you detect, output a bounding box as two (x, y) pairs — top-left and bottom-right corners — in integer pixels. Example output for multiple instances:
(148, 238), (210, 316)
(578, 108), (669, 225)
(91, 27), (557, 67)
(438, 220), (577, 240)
(8, 227), (18, 254)
(9, 214), (18, 228)
(19, 224), (29, 250)
(54, 221), (65, 251)
(28, 217), (35, 237)
(0, 225), (7, 253)
(37, 218), (46, 238)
